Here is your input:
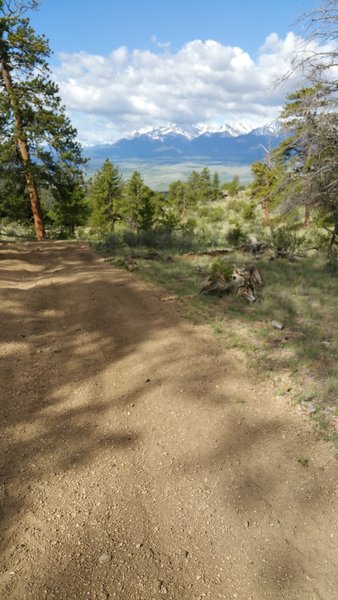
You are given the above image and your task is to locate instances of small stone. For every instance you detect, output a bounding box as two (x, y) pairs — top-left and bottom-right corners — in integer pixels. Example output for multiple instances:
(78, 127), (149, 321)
(159, 581), (168, 595)
(303, 401), (316, 414)
(271, 320), (284, 330)
(136, 543), (143, 549)
(98, 554), (111, 564)
(244, 520), (250, 528)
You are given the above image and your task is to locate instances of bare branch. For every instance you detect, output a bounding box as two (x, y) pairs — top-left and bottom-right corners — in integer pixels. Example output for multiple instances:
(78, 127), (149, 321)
(1, 1), (41, 18)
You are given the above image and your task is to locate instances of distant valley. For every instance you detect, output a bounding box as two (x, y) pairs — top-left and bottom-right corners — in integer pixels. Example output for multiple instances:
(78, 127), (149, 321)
(82, 121), (283, 190)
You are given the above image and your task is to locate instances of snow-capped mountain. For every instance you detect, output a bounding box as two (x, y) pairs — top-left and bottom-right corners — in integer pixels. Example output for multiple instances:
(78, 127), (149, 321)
(250, 120), (282, 136)
(127, 124), (203, 141)
(83, 120), (283, 169)
(230, 121), (253, 135)
(125, 120), (279, 141)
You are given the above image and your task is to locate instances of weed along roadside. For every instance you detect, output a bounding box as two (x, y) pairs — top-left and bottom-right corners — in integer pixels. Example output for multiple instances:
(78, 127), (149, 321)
(94, 236), (338, 449)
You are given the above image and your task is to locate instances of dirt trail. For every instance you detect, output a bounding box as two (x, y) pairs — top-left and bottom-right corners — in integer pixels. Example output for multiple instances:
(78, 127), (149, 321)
(0, 241), (337, 600)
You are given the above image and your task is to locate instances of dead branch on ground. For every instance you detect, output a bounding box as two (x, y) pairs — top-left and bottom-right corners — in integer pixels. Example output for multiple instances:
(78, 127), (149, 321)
(200, 265), (264, 303)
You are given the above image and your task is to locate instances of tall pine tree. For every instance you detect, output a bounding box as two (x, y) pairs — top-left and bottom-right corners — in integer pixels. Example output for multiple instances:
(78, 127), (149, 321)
(277, 85), (338, 232)
(0, 0), (85, 239)
(88, 160), (123, 232)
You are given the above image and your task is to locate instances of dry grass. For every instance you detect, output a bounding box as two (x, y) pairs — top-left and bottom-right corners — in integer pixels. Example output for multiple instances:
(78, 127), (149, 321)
(98, 245), (338, 447)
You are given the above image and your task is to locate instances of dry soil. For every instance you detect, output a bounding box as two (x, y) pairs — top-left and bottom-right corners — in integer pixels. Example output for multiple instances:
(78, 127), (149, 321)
(0, 241), (337, 600)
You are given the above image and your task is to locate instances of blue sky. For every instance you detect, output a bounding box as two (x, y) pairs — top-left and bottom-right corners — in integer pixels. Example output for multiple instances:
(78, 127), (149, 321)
(31, 0), (317, 58)
(28, 0), (324, 145)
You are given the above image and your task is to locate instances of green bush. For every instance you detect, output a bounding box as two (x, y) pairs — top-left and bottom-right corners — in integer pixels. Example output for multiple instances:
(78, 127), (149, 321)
(160, 211), (180, 230)
(241, 202), (257, 222)
(302, 225), (330, 251)
(198, 206), (225, 223)
(211, 259), (233, 281)
(0, 220), (35, 239)
(94, 232), (124, 253)
(226, 223), (247, 246)
(122, 229), (180, 250)
(269, 224), (304, 255)
(224, 197), (248, 213)
(93, 222), (233, 256)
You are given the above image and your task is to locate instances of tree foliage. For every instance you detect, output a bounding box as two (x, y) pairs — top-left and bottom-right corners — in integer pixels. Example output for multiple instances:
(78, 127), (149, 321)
(168, 180), (188, 221)
(250, 160), (281, 226)
(123, 171), (156, 231)
(88, 160), (123, 232)
(295, 0), (338, 93)
(222, 175), (244, 198)
(212, 171), (221, 201)
(277, 85), (337, 227)
(0, 0), (86, 238)
(250, 1), (338, 249)
(47, 164), (88, 234)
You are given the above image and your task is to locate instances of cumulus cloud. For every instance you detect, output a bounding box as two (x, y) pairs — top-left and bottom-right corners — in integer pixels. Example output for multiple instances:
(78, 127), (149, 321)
(53, 33), (334, 145)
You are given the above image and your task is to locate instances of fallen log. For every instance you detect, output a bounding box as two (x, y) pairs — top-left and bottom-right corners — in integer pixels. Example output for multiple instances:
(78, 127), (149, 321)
(200, 265), (264, 303)
(243, 241), (269, 255)
(199, 272), (238, 296)
(177, 248), (235, 260)
(276, 250), (305, 261)
(126, 252), (173, 262)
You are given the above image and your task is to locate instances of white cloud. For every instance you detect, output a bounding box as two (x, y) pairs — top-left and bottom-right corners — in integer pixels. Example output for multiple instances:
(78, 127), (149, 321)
(150, 34), (172, 49)
(53, 33), (335, 145)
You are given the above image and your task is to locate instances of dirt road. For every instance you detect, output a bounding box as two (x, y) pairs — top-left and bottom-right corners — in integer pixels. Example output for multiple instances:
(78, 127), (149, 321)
(0, 241), (337, 600)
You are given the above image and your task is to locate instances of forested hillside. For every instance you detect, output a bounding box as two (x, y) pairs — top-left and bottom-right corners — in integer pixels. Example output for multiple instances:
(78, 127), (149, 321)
(1, 0), (337, 259)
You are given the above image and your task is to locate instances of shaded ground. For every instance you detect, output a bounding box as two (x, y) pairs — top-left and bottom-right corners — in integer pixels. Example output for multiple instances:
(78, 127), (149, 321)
(0, 240), (337, 600)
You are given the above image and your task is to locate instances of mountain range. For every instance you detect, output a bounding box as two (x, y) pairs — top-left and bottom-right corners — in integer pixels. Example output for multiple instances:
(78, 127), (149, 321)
(83, 121), (283, 170)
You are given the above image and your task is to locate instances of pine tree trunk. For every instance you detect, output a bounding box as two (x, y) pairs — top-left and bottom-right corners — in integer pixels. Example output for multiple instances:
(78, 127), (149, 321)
(263, 197), (270, 226)
(1, 60), (45, 241)
(304, 203), (311, 229)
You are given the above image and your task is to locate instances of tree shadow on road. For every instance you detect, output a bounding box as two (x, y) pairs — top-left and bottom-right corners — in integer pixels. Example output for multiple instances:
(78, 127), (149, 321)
(0, 241), (336, 600)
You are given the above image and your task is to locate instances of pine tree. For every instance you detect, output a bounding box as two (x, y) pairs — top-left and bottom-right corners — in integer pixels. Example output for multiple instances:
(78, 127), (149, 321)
(0, 0), (85, 239)
(185, 170), (201, 208)
(251, 161), (279, 226)
(278, 85), (338, 232)
(0, 155), (31, 222)
(212, 172), (220, 202)
(277, 0), (338, 245)
(138, 187), (155, 231)
(124, 171), (144, 229)
(279, 86), (323, 226)
(47, 164), (88, 235)
(223, 175), (242, 198)
(199, 167), (212, 203)
(88, 160), (123, 232)
(293, 0), (338, 95)
(168, 180), (188, 222)
(124, 171), (157, 231)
